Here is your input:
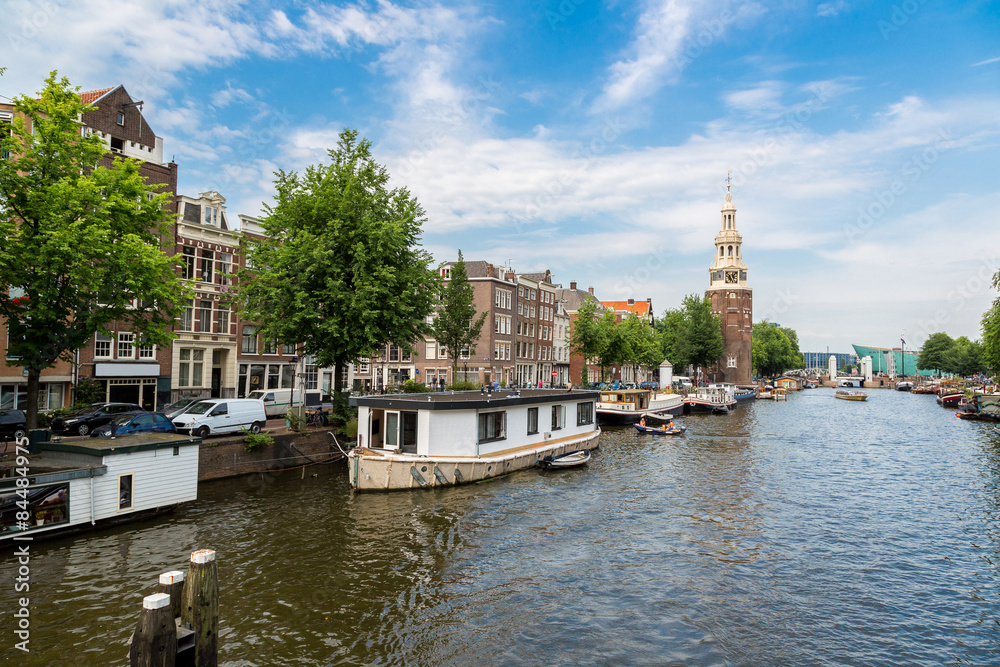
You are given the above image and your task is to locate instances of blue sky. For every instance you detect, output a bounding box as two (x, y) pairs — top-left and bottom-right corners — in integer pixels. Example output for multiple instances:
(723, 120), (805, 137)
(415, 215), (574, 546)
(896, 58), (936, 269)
(3, 0), (999, 354)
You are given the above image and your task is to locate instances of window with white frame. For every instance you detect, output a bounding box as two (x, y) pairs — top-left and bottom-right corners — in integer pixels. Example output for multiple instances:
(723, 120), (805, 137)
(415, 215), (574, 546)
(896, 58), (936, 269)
(117, 332), (134, 359)
(359, 357), (370, 373)
(181, 247), (195, 280)
(178, 349), (204, 387)
(203, 206), (218, 226)
(199, 300), (213, 332)
(577, 402), (593, 425)
(180, 299), (194, 331)
(218, 252), (232, 285)
(728, 355), (737, 368)
(137, 339), (155, 359)
(441, 267), (452, 280)
(200, 250), (214, 282)
(426, 341), (437, 359)
(304, 364), (318, 390)
(460, 346), (470, 360)
(95, 333), (112, 358)
(217, 305), (229, 335)
(242, 325), (257, 353)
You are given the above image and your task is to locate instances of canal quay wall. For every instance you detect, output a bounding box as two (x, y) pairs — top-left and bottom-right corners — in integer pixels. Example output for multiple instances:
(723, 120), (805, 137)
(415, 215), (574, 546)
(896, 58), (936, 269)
(198, 425), (349, 482)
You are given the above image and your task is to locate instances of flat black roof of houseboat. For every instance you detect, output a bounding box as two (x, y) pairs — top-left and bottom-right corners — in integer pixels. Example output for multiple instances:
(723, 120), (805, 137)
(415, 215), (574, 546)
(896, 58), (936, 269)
(40, 432), (202, 457)
(350, 388), (599, 411)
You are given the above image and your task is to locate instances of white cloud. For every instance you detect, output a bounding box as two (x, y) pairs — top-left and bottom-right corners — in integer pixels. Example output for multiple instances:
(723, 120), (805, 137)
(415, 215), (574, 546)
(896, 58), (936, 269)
(816, 1), (849, 18)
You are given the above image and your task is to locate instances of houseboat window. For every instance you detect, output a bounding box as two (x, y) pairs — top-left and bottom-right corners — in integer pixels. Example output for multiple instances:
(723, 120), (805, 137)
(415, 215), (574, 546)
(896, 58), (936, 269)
(119, 474), (133, 511)
(577, 402), (593, 426)
(478, 411), (506, 443)
(527, 407), (538, 435)
(385, 412), (399, 449)
(551, 405), (565, 431)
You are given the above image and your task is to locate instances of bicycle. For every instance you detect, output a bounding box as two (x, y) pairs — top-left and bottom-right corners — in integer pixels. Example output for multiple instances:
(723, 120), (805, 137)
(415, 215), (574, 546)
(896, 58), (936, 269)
(305, 408), (328, 427)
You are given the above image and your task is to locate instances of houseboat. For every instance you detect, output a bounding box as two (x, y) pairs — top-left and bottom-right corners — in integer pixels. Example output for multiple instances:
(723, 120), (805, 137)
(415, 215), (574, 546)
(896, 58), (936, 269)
(348, 389), (601, 492)
(1, 432), (200, 543)
(683, 384), (738, 414)
(596, 388), (684, 424)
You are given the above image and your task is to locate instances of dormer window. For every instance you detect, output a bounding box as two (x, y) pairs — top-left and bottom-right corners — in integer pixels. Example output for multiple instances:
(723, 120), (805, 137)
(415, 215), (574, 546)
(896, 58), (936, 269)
(117, 112), (125, 126)
(203, 206), (218, 226)
(110, 137), (124, 153)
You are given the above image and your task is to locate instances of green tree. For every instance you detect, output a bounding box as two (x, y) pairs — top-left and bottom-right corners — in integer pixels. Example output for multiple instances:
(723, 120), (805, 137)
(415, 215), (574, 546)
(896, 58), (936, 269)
(238, 128), (438, 394)
(570, 298), (606, 384)
(947, 336), (985, 377)
(616, 312), (662, 383)
(982, 269), (1000, 377)
(654, 307), (686, 366)
(676, 294), (724, 373)
(752, 322), (800, 377)
(432, 251), (487, 385)
(0, 73), (185, 428)
(917, 332), (954, 376)
(779, 327), (805, 369)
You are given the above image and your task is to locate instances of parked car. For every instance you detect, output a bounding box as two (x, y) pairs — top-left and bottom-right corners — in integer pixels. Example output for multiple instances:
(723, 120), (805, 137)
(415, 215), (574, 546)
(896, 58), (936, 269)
(171, 399), (267, 438)
(91, 412), (177, 438)
(161, 397), (204, 420)
(50, 403), (143, 436)
(0, 409), (27, 441)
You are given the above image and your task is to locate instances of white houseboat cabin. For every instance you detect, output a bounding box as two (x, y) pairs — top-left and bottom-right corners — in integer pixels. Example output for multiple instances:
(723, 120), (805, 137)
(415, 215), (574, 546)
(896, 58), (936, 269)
(1, 433), (200, 543)
(349, 388), (601, 491)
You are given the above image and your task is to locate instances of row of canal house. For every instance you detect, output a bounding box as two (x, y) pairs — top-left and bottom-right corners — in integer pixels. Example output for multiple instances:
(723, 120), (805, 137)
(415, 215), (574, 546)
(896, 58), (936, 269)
(0, 85), (327, 413)
(343, 263), (658, 391)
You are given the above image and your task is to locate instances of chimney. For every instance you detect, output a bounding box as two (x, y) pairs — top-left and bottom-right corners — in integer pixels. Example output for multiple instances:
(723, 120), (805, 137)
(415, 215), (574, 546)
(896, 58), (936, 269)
(588, 287), (594, 295)
(570, 281), (577, 290)
(627, 298), (635, 305)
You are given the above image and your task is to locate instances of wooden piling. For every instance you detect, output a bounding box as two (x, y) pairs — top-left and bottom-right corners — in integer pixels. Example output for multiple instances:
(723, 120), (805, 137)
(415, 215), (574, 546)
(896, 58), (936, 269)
(181, 549), (219, 667)
(129, 593), (178, 667)
(156, 570), (186, 620)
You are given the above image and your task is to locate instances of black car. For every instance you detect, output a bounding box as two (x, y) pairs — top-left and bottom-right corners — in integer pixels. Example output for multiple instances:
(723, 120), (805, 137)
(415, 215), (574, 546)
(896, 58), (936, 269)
(0, 409), (27, 441)
(50, 403), (143, 436)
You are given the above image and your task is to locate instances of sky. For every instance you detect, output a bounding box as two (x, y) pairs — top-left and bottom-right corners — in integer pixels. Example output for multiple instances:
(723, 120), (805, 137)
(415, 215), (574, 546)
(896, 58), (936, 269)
(2, 0), (999, 354)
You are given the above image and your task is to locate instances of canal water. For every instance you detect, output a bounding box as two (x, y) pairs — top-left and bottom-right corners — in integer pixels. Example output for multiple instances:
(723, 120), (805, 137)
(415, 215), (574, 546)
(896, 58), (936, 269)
(3, 388), (1000, 665)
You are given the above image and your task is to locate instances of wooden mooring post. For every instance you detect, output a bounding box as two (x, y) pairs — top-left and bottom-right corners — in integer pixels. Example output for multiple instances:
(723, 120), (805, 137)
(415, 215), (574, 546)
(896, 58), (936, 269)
(129, 549), (218, 667)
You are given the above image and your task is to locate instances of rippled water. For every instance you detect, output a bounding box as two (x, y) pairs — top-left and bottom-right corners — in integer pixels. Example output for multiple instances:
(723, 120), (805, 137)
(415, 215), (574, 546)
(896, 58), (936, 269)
(4, 388), (1000, 666)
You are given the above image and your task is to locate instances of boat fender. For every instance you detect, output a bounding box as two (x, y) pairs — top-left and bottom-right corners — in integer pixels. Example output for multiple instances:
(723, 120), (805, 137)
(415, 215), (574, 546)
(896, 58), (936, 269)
(453, 468), (466, 484)
(409, 466), (429, 487)
(433, 466), (449, 485)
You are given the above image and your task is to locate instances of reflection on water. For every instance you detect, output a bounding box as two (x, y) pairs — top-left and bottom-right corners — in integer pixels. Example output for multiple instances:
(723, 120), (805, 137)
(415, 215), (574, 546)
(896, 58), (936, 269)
(3, 389), (1000, 665)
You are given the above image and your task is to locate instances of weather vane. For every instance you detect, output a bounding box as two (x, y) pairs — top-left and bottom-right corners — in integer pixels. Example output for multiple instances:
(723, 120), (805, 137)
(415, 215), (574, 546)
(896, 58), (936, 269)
(725, 170), (732, 190)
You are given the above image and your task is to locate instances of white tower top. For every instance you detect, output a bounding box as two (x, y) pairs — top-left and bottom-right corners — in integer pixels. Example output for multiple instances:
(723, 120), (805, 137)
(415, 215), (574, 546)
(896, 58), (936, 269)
(708, 173), (749, 289)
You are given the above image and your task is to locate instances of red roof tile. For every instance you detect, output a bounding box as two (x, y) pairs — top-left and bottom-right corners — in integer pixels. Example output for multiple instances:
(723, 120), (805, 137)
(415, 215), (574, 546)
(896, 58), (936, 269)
(601, 300), (651, 317)
(78, 87), (115, 104)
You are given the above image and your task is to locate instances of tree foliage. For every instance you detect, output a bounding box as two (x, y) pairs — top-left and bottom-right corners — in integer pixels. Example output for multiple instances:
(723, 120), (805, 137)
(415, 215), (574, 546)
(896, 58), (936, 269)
(981, 269), (1000, 376)
(0, 72), (185, 427)
(432, 251), (487, 381)
(655, 295), (723, 373)
(238, 129), (438, 392)
(569, 299), (606, 384)
(917, 332), (953, 375)
(752, 322), (802, 377)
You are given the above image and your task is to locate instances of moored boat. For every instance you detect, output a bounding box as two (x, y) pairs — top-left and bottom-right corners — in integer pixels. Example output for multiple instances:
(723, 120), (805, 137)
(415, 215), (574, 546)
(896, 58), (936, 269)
(956, 394), (1000, 421)
(835, 389), (868, 401)
(1, 432), (200, 543)
(596, 388), (683, 424)
(772, 387), (787, 401)
(683, 384), (738, 414)
(347, 388), (601, 491)
(537, 449), (591, 469)
(895, 381), (913, 391)
(937, 392), (963, 408)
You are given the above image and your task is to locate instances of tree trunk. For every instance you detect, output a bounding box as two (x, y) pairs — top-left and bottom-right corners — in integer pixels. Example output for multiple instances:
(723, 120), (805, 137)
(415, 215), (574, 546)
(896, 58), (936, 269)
(25, 367), (41, 430)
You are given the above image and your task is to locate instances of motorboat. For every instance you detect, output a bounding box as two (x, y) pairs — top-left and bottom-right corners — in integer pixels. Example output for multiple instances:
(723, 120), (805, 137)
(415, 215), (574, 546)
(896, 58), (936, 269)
(937, 392), (963, 408)
(835, 389), (868, 401)
(634, 423), (686, 435)
(895, 381), (913, 391)
(683, 384), (737, 414)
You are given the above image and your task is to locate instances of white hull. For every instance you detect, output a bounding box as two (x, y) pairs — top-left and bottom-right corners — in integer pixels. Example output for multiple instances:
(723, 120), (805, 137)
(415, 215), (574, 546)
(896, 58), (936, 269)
(596, 393), (684, 423)
(349, 429), (600, 491)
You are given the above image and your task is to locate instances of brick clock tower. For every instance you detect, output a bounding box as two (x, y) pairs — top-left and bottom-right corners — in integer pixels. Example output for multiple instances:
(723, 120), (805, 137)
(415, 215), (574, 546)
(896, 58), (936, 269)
(706, 180), (753, 385)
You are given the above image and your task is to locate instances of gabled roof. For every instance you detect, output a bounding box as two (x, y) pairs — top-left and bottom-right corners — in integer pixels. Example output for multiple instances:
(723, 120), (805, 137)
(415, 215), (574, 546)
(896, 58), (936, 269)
(78, 86), (118, 105)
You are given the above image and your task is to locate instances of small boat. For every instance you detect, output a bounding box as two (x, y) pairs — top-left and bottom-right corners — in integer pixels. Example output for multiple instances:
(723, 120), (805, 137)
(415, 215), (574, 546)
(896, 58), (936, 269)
(634, 423), (686, 435)
(895, 381), (913, 391)
(711, 405), (730, 414)
(937, 392), (963, 408)
(803, 382), (816, 389)
(537, 449), (591, 469)
(773, 387), (787, 401)
(835, 389), (868, 401)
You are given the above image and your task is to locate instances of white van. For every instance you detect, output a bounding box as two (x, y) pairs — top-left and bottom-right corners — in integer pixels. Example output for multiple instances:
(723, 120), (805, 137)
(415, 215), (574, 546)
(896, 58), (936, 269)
(172, 399), (267, 438)
(247, 389), (316, 418)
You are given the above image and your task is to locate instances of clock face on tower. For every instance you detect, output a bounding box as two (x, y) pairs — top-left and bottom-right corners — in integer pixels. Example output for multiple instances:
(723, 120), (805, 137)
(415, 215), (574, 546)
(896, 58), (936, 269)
(725, 270), (739, 284)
